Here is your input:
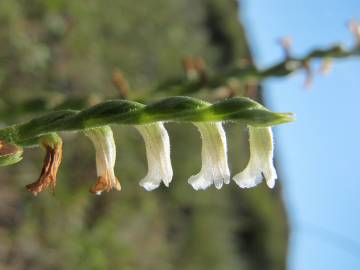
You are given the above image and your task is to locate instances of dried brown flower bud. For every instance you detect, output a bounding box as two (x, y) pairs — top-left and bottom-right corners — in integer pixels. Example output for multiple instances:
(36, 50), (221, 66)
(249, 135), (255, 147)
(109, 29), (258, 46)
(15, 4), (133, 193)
(26, 138), (62, 196)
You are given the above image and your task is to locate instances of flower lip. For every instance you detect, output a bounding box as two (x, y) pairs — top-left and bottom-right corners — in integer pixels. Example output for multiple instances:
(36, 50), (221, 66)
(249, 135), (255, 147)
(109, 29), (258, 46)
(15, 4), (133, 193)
(135, 122), (173, 191)
(84, 126), (121, 195)
(91, 175), (121, 195)
(188, 122), (230, 190)
(233, 126), (277, 189)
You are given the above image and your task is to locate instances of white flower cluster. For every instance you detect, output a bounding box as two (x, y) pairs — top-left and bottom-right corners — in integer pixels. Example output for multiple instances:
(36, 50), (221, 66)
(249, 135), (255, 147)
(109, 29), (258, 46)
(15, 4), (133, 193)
(86, 122), (277, 194)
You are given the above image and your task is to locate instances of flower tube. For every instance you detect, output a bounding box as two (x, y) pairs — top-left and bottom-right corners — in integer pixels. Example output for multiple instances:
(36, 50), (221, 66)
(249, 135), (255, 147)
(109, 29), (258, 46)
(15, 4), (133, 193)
(188, 122), (230, 190)
(233, 126), (277, 189)
(135, 122), (173, 191)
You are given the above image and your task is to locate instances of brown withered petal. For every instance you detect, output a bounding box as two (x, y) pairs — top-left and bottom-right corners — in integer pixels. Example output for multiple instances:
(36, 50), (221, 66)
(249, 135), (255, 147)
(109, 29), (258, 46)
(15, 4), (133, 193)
(26, 141), (62, 196)
(90, 176), (121, 195)
(112, 69), (129, 99)
(0, 140), (20, 156)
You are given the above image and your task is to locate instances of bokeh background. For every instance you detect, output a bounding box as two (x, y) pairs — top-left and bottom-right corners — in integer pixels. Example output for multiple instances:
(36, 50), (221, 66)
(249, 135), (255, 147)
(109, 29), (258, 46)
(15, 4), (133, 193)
(243, 0), (360, 269)
(0, 0), (358, 269)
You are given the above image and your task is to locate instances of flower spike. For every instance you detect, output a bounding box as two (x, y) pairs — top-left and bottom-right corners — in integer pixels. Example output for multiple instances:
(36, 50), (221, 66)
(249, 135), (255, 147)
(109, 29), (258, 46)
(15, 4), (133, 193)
(84, 126), (121, 195)
(233, 126), (277, 189)
(135, 123), (173, 191)
(188, 122), (230, 190)
(26, 133), (63, 196)
(0, 96), (294, 195)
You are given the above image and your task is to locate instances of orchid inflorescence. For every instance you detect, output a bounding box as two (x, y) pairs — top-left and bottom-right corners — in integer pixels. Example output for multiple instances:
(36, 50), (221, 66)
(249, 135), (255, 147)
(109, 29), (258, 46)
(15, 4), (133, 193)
(0, 96), (294, 196)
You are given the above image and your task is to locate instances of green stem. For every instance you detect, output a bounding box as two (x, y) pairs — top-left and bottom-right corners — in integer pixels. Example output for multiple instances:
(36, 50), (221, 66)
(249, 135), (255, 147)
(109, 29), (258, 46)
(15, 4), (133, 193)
(0, 96), (294, 146)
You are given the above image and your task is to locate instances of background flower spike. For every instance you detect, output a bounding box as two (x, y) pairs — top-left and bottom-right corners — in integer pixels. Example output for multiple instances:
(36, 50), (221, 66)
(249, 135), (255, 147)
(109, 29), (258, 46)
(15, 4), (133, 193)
(233, 126), (277, 189)
(135, 122), (173, 191)
(188, 122), (230, 190)
(26, 133), (63, 196)
(84, 126), (121, 195)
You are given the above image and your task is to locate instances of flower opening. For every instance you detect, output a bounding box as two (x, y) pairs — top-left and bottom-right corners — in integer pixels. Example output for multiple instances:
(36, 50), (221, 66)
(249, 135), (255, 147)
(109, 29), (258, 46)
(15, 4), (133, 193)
(233, 126), (277, 189)
(188, 122), (230, 190)
(135, 122), (173, 191)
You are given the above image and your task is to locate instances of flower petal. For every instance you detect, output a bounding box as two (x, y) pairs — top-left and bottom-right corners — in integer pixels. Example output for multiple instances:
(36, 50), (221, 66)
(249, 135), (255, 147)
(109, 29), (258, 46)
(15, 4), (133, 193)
(253, 126), (277, 188)
(135, 122), (173, 191)
(233, 126), (277, 189)
(188, 122), (230, 190)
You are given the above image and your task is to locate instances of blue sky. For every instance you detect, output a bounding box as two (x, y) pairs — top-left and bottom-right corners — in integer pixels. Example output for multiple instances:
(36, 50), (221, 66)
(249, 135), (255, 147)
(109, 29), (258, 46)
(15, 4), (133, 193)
(242, 1), (360, 269)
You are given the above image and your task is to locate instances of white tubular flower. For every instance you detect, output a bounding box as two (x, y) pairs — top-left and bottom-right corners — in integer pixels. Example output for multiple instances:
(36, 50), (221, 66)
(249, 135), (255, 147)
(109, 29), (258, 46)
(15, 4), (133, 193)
(84, 126), (121, 195)
(135, 123), (173, 191)
(233, 126), (277, 189)
(188, 122), (230, 190)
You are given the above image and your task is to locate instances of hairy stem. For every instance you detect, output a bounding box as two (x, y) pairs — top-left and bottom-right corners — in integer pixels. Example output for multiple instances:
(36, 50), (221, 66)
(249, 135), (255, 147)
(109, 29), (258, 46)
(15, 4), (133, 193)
(0, 96), (293, 146)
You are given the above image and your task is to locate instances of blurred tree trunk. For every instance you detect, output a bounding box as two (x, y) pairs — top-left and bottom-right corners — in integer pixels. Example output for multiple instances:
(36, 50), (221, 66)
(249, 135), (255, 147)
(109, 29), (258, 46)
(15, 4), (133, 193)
(0, 0), (288, 269)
